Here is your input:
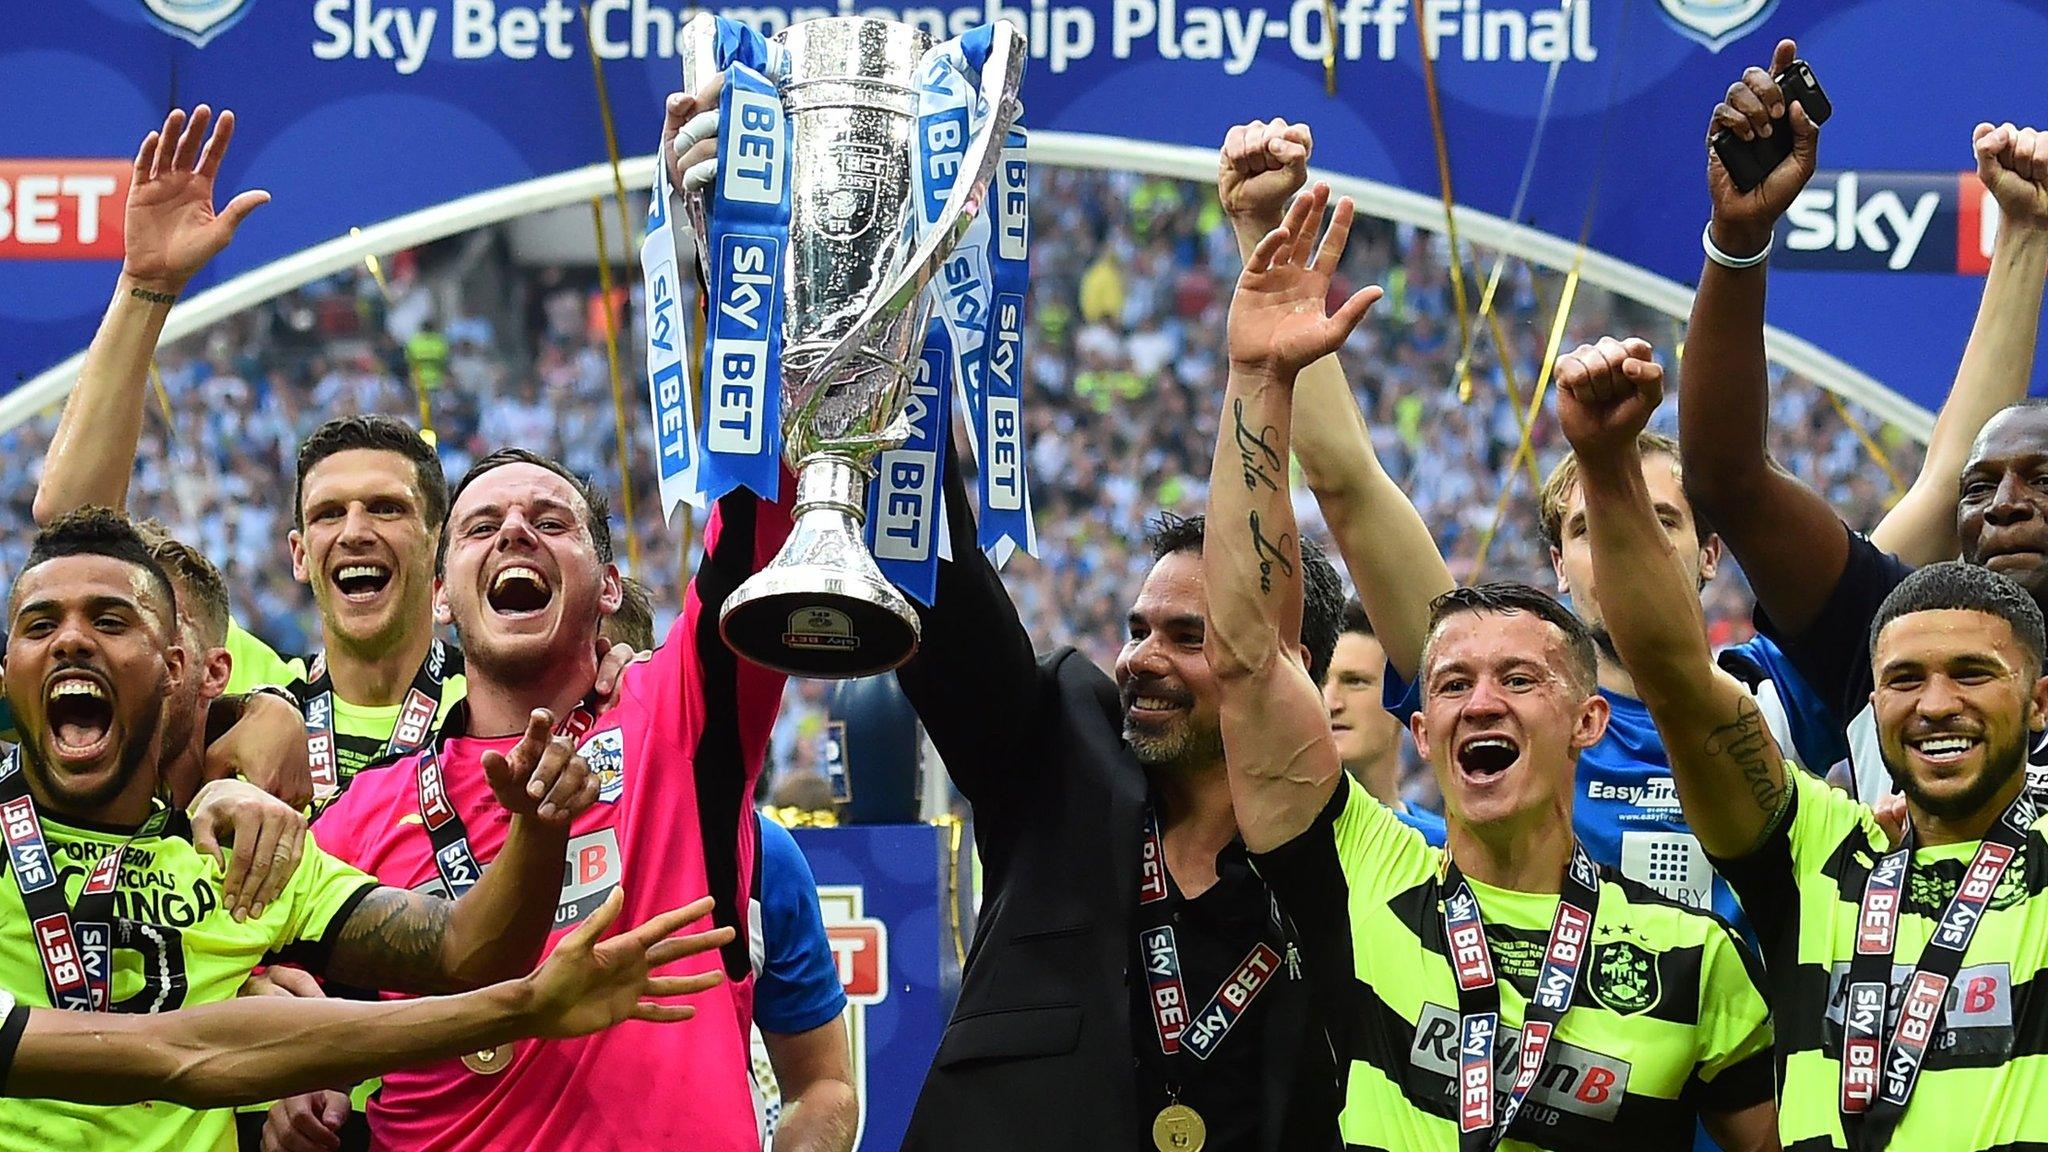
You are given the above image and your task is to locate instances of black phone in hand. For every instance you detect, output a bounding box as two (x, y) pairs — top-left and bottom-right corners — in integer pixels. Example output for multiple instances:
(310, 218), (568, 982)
(1710, 59), (1834, 193)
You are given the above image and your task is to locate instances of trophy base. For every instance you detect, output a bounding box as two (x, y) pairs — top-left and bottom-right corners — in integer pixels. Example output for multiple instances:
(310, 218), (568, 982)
(719, 455), (922, 678)
(720, 566), (921, 679)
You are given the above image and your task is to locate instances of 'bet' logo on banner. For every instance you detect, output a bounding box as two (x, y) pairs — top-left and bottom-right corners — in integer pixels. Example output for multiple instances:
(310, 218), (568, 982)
(0, 161), (131, 260)
(722, 88), (785, 205)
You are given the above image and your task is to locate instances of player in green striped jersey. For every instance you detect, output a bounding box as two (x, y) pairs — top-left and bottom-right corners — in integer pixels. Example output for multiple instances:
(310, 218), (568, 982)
(1199, 189), (1778, 1151)
(1568, 334), (2048, 1152)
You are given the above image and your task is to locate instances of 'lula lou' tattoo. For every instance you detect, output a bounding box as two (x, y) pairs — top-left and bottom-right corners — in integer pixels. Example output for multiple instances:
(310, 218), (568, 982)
(1233, 398), (1283, 493)
(1701, 698), (1783, 815)
(1247, 511), (1296, 595)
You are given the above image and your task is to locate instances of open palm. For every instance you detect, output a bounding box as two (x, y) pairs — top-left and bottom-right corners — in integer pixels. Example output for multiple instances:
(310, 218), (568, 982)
(528, 891), (732, 1039)
(123, 106), (269, 291)
(1227, 183), (1382, 378)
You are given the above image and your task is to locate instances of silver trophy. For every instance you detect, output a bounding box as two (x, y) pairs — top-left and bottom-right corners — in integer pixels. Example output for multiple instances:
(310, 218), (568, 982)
(680, 15), (1024, 678)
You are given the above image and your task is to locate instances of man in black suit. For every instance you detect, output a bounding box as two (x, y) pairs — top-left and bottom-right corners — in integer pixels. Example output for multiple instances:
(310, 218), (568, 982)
(893, 451), (1346, 1152)
(894, 459), (1345, 1152)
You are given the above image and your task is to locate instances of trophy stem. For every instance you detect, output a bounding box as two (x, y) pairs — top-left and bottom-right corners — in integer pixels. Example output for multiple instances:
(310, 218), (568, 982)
(718, 454), (923, 679)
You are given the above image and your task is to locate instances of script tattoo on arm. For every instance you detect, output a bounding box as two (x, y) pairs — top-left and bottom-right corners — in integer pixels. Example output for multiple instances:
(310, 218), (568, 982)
(1233, 399), (1284, 492)
(1701, 697), (1785, 817)
(1247, 512), (1297, 595)
(323, 887), (459, 994)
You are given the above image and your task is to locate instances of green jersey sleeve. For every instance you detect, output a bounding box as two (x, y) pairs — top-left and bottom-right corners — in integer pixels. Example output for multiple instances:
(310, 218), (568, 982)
(223, 619), (310, 696)
(263, 839), (379, 975)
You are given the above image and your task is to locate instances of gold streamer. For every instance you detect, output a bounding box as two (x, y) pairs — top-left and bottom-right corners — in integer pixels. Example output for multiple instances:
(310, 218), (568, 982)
(935, 813), (968, 969)
(147, 359), (176, 442)
(1411, 9), (1475, 392)
(581, 6), (641, 273)
(589, 198), (645, 574)
(1322, 0), (1338, 94)
(1825, 391), (1907, 499)
(1466, 251), (1585, 579)
(1486, 304), (1542, 487)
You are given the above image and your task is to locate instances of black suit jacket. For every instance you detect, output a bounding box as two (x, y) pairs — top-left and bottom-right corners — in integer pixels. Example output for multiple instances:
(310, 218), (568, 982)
(896, 464), (1339, 1152)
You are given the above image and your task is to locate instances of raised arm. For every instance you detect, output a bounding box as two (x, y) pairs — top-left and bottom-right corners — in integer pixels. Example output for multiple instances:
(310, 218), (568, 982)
(325, 714), (594, 993)
(1218, 119), (1449, 678)
(3, 891), (727, 1108)
(1677, 38), (1849, 639)
(1870, 123), (2048, 565)
(34, 106), (266, 524)
(1206, 186), (1383, 853)
(1563, 338), (1788, 859)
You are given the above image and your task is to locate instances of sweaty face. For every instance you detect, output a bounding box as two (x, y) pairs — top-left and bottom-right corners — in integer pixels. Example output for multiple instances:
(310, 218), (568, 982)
(292, 448), (439, 657)
(1326, 632), (1403, 768)
(4, 555), (180, 817)
(1959, 407), (2048, 602)
(1871, 609), (2044, 823)
(439, 462), (619, 686)
(1552, 453), (1717, 636)
(1412, 610), (1606, 831)
(1114, 551), (1224, 769)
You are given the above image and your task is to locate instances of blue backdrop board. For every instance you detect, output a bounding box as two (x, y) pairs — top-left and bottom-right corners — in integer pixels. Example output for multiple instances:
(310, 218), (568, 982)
(790, 822), (971, 1150)
(2, 0), (2044, 422)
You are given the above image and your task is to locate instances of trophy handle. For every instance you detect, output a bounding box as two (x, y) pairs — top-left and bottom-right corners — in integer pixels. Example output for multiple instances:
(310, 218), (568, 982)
(805, 22), (1026, 387)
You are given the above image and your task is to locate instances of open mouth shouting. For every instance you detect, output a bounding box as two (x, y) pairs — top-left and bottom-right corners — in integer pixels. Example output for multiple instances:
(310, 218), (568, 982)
(1454, 732), (1521, 787)
(487, 564), (555, 618)
(331, 562), (394, 604)
(43, 668), (115, 766)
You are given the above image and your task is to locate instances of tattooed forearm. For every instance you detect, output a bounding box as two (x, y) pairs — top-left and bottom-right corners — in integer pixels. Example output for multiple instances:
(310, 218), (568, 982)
(1233, 399), (1284, 492)
(1701, 698), (1783, 815)
(1247, 511), (1297, 594)
(325, 887), (459, 994)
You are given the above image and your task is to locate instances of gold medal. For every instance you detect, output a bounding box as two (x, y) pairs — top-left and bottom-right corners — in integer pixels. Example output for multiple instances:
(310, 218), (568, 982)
(1152, 1103), (1207, 1152)
(461, 1044), (514, 1075)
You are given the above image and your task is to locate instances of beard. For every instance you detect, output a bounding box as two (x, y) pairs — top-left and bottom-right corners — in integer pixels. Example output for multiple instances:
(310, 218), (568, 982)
(1123, 710), (1224, 769)
(1888, 725), (2031, 823)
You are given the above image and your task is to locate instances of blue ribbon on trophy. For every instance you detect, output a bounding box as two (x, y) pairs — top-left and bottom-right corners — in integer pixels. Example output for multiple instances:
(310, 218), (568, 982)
(982, 125), (1035, 561)
(698, 24), (792, 503)
(640, 116), (702, 518)
(905, 27), (1036, 569)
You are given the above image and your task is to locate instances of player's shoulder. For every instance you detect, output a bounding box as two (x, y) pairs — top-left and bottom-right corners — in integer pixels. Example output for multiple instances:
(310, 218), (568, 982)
(1595, 866), (1746, 947)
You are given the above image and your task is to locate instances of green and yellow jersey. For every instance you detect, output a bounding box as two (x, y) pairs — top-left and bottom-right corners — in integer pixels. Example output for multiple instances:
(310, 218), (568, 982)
(223, 622), (466, 809)
(1252, 775), (1775, 1150)
(1715, 768), (2048, 1152)
(0, 803), (376, 1152)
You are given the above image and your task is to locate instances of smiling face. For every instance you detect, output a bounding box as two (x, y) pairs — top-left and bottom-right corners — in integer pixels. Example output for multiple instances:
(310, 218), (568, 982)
(1551, 451), (1719, 636)
(438, 461), (621, 688)
(4, 555), (183, 820)
(1871, 608), (2045, 824)
(1114, 551), (1224, 770)
(1959, 406), (2048, 603)
(292, 448), (439, 659)
(1412, 609), (1607, 833)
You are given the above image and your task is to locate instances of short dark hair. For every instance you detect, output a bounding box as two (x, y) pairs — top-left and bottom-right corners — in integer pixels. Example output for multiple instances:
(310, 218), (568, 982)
(1420, 582), (1598, 697)
(605, 575), (657, 652)
(135, 519), (229, 648)
(441, 448), (614, 570)
(1538, 430), (1710, 551)
(295, 415), (449, 531)
(1871, 560), (2047, 675)
(1144, 511), (1344, 685)
(15, 508), (178, 635)
(1342, 596), (1373, 638)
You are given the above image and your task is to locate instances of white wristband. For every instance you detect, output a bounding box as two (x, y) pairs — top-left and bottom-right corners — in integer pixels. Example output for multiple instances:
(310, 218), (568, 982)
(1703, 221), (1772, 269)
